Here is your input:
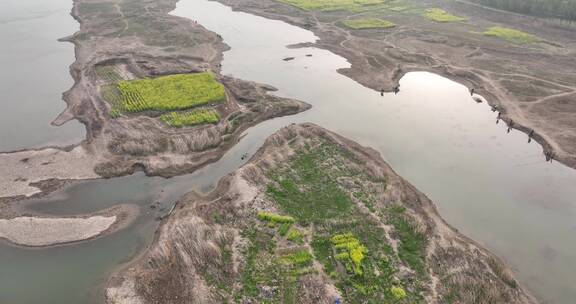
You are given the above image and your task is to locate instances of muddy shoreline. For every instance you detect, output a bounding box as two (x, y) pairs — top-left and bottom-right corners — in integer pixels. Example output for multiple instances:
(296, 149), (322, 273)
(212, 0), (576, 170)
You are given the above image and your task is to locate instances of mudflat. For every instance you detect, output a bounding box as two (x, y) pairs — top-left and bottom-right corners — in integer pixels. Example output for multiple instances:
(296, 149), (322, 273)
(0, 204), (137, 247)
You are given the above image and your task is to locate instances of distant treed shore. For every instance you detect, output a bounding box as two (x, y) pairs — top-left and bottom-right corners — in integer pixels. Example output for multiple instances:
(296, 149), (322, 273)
(470, 0), (576, 22)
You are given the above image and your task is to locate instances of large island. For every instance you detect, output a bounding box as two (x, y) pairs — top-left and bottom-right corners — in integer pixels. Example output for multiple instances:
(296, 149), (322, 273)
(107, 123), (535, 303)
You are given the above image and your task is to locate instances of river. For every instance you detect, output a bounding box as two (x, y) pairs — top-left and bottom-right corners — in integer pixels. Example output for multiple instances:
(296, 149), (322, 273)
(1, 0), (575, 303)
(0, 0), (83, 151)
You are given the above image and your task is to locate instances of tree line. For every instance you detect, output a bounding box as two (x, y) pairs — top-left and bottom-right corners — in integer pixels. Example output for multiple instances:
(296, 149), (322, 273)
(470, 0), (576, 22)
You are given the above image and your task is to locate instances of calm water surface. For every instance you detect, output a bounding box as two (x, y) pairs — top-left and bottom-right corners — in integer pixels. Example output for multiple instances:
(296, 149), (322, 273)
(1, 0), (575, 303)
(0, 0), (83, 151)
(172, 1), (576, 303)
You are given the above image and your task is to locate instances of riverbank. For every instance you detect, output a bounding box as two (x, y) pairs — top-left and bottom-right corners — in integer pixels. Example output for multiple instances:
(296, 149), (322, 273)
(106, 123), (536, 303)
(213, 0), (576, 170)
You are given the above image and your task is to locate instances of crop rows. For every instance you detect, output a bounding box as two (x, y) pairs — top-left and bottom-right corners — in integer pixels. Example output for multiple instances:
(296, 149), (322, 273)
(117, 72), (226, 112)
(118, 83), (147, 112)
(100, 72), (226, 123)
(95, 65), (123, 84)
(160, 108), (220, 128)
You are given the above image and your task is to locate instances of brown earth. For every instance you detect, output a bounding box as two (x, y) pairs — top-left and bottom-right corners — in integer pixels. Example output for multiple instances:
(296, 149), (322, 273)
(106, 123), (536, 303)
(213, 0), (576, 169)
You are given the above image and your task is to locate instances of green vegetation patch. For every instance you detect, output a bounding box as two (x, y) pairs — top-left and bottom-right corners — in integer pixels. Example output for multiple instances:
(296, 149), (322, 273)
(331, 233), (368, 275)
(280, 250), (313, 267)
(238, 227), (315, 303)
(311, 219), (417, 303)
(160, 108), (220, 128)
(387, 206), (427, 275)
(483, 26), (540, 44)
(239, 229), (280, 299)
(116, 72), (225, 113)
(341, 18), (396, 29)
(391, 286), (408, 300)
(266, 144), (354, 224)
(257, 211), (296, 224)
(260, 141), (425, 302)
(278, 222), (292, 236)
(424, 8), (466, 22)
(278, 0), (387, 11)
(287, 228), (304, 244)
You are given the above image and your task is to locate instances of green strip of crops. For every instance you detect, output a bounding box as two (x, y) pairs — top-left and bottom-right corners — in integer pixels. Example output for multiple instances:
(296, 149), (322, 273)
(117, 72), (225, 113)
(342, 18), (396, 29)
(278, 0), (387, 11)
(424, 8), (466, 22)
(160, 108), (220, 128)
(483, 26), (540, 44)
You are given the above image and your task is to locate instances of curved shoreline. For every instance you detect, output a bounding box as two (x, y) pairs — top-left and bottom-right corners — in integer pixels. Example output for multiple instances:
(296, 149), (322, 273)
(0, 204), (138, 248)
(213, 0), (576, 171)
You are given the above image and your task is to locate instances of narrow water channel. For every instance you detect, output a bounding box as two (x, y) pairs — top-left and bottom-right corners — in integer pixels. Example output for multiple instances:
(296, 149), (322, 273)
(0, 0), (83, 151)
(172, 1), (576, 303)
(1, 0), (575, 303)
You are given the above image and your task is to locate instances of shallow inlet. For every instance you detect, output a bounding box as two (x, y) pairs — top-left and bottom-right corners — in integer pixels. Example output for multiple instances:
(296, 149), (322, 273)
(1, 0), (576, 303)
(0, 0), (83, 151)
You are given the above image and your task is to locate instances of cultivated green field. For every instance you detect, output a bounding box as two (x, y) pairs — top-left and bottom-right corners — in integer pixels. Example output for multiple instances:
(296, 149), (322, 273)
(424, 8), (466, 22)
(279, 0), (387, 11)
(342, 18), (396, 29)
(483, 26), (540, 44)
(117, 72), (225, 112)
(160, 108), (220, 128)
